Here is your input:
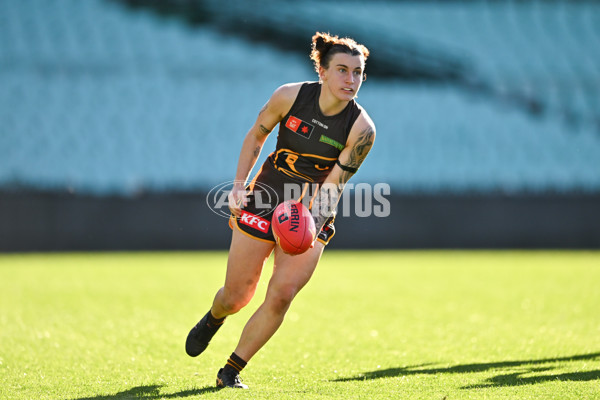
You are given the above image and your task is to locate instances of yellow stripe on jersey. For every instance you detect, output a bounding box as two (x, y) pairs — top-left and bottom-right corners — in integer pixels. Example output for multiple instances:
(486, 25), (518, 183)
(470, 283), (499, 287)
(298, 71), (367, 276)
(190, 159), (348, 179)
(273, 148), (337, 163)
(273, 148), (336, 182)
(278, 167), (313, 182)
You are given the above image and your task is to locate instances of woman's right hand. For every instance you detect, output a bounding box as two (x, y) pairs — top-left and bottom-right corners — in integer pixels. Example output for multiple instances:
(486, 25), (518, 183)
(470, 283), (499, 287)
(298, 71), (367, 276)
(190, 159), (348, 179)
(228, 182), (250, 218)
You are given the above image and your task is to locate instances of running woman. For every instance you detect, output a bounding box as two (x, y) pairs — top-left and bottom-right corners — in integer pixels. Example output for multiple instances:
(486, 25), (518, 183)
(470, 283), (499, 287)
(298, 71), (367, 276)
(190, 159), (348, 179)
(186, 32), (376, 389)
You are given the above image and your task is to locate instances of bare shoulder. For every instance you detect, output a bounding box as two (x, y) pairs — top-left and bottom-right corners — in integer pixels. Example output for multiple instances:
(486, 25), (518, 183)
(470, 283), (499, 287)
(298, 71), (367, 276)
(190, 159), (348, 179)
(268, 82), (304, 118)
(273, 82), (304, 99)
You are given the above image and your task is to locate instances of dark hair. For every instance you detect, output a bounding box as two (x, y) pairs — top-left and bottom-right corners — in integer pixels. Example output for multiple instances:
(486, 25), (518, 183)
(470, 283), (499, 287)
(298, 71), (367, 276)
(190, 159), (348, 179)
(310, 32), (370, 74)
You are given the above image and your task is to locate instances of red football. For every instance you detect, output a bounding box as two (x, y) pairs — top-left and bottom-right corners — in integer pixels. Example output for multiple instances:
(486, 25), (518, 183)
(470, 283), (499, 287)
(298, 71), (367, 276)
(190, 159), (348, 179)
(271, 200), (316, 255)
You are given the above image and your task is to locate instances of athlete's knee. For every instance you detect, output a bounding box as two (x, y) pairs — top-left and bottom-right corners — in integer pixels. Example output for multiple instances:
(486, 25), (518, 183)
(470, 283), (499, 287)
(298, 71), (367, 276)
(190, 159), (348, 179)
(219, 297), (249, 315)
(218, 287), (254, 315)
(267, 284), (298, 315)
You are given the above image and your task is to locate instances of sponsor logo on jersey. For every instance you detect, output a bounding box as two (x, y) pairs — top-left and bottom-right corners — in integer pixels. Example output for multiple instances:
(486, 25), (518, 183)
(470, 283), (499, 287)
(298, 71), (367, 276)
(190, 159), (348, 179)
(319, 134), (345, 151)
(311, 119), (328, 130)
(285, 115), (315, 139)
(239, 211), (270, 233)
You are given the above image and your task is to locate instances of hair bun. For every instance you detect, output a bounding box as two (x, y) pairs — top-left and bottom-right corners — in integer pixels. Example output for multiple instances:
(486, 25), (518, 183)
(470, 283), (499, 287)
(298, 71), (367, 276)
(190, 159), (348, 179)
(312, 32), (333, 53)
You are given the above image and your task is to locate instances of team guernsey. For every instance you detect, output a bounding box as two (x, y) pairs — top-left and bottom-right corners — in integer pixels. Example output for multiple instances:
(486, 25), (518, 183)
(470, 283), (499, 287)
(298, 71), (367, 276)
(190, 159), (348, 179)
(231, 82), (362, 244)
(270, 82), (362, 183)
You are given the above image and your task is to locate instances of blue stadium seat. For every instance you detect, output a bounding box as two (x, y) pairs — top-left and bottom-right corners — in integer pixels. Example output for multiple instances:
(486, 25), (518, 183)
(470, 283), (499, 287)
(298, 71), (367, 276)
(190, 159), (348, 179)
(0, 0), (598, 195)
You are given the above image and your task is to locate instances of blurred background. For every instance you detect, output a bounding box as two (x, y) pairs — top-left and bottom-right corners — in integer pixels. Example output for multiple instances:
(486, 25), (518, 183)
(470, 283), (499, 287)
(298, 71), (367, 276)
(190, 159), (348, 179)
(1, 0), (599, 251)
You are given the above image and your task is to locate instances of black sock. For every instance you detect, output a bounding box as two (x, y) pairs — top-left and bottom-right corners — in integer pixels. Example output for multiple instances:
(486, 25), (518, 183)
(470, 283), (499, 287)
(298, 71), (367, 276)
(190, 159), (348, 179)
(206, 310), (225, 330)
(224, 352), (247, 374)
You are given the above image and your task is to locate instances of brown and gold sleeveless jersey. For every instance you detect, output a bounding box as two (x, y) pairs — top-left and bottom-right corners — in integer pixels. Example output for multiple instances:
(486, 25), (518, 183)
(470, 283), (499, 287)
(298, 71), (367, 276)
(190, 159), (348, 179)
(267, 82), (362, 183)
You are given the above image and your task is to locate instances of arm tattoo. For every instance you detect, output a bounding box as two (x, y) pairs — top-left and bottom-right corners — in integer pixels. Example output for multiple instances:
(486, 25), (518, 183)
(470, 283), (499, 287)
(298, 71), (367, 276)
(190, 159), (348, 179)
(345, 127), (375, 170)
(338, 126), (374, 184)
(259, 124), (272, 135)
(313, 126), (375, 231)
(253, 146), (261, 158)
(258, 102), (268, 116)
(258, 102), (273, 135)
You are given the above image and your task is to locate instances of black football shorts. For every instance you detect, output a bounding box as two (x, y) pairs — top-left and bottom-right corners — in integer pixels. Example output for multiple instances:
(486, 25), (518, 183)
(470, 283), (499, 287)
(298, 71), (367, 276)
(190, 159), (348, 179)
(229, 159), (336, 246)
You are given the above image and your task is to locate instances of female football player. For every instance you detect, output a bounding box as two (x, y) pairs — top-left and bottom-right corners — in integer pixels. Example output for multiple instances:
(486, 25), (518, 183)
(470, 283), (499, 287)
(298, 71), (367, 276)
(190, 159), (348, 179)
(186, 31), (376, 389)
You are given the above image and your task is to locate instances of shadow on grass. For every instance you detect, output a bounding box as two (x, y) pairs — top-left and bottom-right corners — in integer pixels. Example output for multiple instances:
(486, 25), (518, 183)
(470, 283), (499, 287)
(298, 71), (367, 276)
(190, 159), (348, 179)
(333, 351), (600, 388)
(72, 384), (220, 399)
(463, 368), (600, 388)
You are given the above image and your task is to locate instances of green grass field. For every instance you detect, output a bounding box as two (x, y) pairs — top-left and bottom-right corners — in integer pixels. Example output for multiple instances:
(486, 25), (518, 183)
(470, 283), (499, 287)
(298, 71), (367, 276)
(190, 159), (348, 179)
(1, 251), (599, 399)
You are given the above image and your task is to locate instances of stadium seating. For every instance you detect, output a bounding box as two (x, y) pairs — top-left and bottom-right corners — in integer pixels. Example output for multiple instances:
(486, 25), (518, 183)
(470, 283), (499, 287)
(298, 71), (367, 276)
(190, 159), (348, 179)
(0, 0), (598, 195)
